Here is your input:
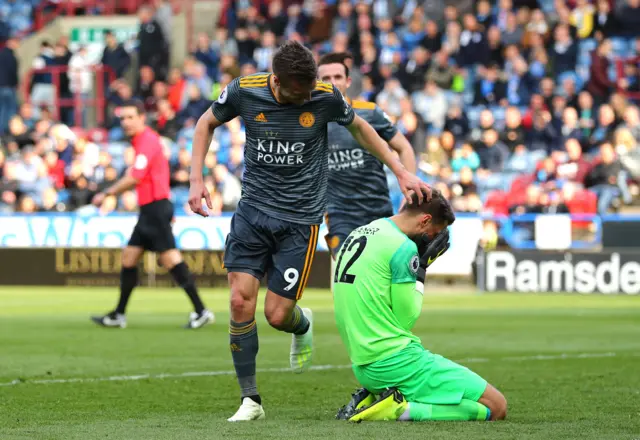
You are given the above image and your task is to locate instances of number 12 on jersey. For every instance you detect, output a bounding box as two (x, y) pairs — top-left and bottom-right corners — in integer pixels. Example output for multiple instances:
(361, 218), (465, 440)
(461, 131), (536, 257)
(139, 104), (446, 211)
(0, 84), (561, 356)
(334, 235), (367, 284)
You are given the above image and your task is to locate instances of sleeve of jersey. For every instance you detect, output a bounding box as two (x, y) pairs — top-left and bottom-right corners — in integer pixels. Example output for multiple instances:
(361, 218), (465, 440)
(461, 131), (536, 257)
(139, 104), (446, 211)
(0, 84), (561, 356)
(130, 144), (151, 180)
(328, 87), (355, 126)
(210, 78), (241, 123)
(389, 240), (423, 331)
(371, 105), (398, 142)
(390, 282), (423, 331)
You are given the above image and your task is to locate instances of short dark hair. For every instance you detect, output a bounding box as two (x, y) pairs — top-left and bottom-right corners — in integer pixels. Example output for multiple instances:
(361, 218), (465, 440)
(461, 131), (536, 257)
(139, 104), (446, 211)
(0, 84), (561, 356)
(121, 99), (146, 115)
(403, 189), (456, 226)
(318, 52), (352, 78)
(272, 40), (317, 86)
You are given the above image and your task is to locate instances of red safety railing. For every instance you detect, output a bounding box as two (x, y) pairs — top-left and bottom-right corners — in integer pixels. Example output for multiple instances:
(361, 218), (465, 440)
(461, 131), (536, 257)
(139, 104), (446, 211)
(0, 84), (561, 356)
(615, 56), (640, 100)
(23, 65), (116, 128)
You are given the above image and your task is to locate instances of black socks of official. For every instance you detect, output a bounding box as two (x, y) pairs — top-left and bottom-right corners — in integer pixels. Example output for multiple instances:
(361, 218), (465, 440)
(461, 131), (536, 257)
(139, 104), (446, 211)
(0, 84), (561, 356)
(170, 262), (205, 314)
(115, 266), (138, 314)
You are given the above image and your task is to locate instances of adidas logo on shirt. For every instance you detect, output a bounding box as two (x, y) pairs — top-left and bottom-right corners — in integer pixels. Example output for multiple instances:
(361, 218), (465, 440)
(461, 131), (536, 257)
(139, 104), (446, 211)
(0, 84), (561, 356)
(254, 113), (268, 123)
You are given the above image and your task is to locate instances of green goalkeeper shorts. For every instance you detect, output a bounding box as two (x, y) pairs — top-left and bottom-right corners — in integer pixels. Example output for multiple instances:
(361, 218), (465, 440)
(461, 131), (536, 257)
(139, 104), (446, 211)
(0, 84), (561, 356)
(352, 342), (487, 405)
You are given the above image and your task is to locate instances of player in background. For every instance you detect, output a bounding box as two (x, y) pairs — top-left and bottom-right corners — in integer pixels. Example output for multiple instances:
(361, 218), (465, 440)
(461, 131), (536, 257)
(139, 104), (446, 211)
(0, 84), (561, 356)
(188, 41), (431, 422)
(333, 191), (507, 422)
(90, 100), (214, 330)
(318, 52), (417, 256)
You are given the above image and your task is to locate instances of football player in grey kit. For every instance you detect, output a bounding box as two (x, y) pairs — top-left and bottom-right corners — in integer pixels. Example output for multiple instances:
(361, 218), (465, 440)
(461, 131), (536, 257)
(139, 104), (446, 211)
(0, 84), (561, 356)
(318, 52), (417, 256)
(188, 41), (430, 422)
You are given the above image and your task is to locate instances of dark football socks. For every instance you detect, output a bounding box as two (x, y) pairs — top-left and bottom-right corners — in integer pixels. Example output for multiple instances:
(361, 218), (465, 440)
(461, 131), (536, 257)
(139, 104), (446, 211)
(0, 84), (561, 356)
(115, 266), (138, 314)
(279, 305), (310, 335)
(169, 262), (205, 314)
(230, 319), (260, 404)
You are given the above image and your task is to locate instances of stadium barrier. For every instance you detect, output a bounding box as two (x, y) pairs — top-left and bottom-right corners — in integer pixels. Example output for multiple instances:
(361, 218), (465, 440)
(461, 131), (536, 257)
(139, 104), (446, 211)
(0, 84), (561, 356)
(479, 250), (640, 295)
(2, 214), (639, 288)
(0, 214), (485, 277)
(0, 248), (332, 288)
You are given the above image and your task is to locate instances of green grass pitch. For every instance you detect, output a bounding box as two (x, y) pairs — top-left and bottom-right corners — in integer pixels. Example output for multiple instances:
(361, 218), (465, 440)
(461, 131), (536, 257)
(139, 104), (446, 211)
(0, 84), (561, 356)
(1, 287), (639, 440)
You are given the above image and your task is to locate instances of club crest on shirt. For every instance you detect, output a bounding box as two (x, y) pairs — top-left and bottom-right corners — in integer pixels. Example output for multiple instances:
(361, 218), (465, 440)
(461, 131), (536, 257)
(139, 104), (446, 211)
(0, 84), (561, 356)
(299, 112), (315, 128)
(410, 254), (420, 274)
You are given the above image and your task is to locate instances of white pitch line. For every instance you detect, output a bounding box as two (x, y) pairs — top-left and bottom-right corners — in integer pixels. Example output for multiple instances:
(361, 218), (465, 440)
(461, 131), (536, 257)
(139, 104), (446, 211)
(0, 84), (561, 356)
(0, 352), (628, 388)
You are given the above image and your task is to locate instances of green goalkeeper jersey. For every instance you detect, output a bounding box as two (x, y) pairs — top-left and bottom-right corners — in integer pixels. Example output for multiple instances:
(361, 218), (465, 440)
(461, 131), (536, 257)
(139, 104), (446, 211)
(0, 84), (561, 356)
(333, 218), (423, 366)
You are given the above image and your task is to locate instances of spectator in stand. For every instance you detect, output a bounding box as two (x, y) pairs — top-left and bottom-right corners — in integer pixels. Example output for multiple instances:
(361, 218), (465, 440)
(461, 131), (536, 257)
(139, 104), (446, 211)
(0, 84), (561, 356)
(400, 46), (430, 93)
(170, 148), (191, 189)
(412, 80), (447, 134)
(501, 12), (524, 47)
(0, 36), (18, 134)
(590, 104), (617, 150)
(558, 107), (584, 148)
(137, 5), (168, 81)
(30, 41), (56, 114)
(557, 138), (592, 185)
(444, 104), (469, 140)
(585, 143), (632, 213)
(101, 30), (131, 80)
(570, 0), (595, 39)
(193, 32), (219, 81)
(615, 0), (640, 38)
(152, 0), (173, 45)
(593, 0), (615, 40)
(510, 185), (544, 215)
(178, 84), (210, 126)
(477, 129), (510, 173)
(427, 50), (455, 91)
(474, 64), (507, 106)
(54, 40), (73, 127)
(154, 99), (180, 141)
(501, 107), (526, 152)
(68, 46), (94, 127)
(587, 39), (618, 107)
(550, 24), (578, 79)
(136, 65), (156, 103)
(451, 143), (481, 172)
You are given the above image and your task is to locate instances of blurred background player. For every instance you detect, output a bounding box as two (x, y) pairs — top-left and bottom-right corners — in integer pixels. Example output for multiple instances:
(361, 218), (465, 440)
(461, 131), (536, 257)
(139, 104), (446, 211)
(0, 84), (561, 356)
(333, 191), (507, 422)
(188, 41), (431, 422)
(318, 52), (417, 256)
(90, 100), (213, 329)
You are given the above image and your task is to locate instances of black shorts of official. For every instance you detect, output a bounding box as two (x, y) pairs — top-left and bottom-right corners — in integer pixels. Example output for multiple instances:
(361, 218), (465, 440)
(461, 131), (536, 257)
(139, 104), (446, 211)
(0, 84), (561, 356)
(128, 199), (176, 253)
(223, 201), (320, 301)
(325, 211), (394, 258)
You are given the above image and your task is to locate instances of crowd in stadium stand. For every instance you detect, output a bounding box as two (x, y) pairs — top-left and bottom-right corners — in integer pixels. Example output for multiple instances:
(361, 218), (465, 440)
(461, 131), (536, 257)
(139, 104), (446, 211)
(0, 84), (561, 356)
(0, 0), (639, 219)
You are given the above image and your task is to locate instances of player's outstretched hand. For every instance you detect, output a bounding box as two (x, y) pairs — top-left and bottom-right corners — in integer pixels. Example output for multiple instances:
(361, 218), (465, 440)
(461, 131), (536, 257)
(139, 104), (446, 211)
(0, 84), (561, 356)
(419, 228), (450, 269)
(397, 169), (432, 205)
(188, 178), (213, 217)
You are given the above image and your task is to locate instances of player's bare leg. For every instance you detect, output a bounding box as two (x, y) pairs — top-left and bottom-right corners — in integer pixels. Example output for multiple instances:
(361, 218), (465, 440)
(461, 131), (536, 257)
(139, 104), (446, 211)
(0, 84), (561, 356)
(158, 249), (213, 329)
(227, 271), (264, 421)
(264, 291), (313, 373)
(478, 383), (508, 420)
(91, 246), (144, 328)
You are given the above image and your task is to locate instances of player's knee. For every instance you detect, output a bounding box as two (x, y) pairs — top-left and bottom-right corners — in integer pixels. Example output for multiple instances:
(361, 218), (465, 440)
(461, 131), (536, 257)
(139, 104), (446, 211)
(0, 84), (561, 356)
(264, 306), (289, 329)
(121, 247), (141, 268)
(489, 394), (508, 421)
(230, 290), (251, 316)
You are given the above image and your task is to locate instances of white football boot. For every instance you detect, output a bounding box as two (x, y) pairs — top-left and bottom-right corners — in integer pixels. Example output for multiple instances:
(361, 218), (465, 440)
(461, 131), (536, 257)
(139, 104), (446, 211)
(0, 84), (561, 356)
(227, 397), (266, 422)
(289, 308), (313, 373)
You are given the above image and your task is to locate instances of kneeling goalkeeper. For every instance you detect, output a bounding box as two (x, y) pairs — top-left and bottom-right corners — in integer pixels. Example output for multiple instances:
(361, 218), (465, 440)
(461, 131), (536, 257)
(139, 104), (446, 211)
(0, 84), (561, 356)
(333, 190), (507, 422)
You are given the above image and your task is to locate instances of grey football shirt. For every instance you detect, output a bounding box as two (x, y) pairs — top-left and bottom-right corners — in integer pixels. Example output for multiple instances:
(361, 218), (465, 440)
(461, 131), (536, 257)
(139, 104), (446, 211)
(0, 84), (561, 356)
(210, 73), (355, 224)
(327, 100), (398, 224)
